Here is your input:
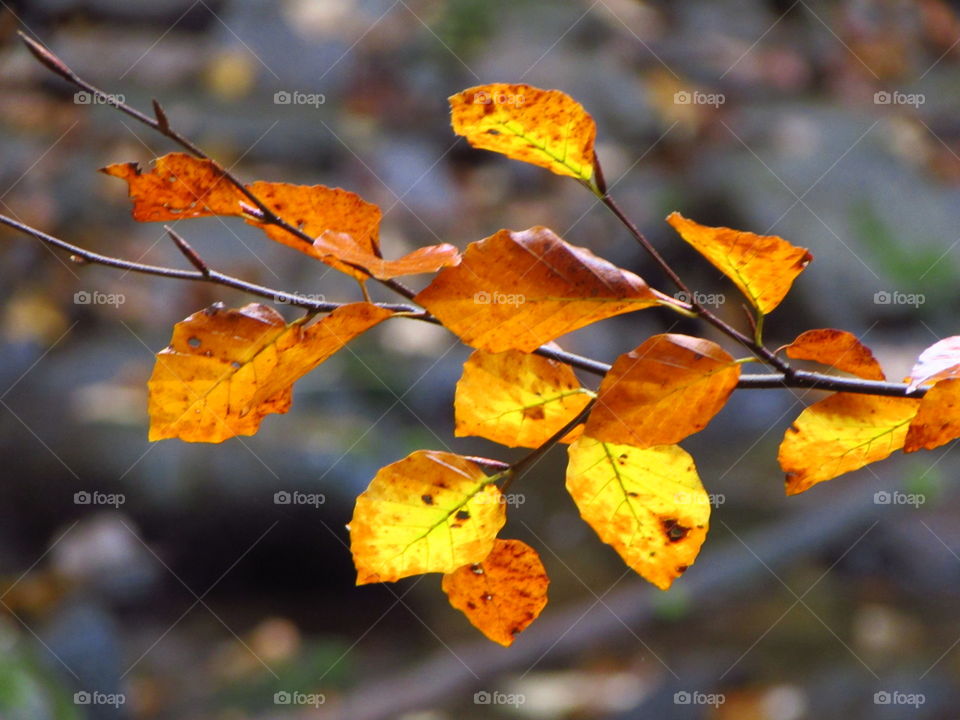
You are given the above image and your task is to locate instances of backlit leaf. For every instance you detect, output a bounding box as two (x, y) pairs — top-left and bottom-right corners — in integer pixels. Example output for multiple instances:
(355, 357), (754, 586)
(778, 393), (921, 495)
(784, 328), (885, 380)
(349, 451), (507, 584)
(585, 334), (740, 448)
(904, 379), (960, 452)
(906, 336), (960, 392)
(415, 226), (660, 352)
(148, 302), (392, 442)
(666, 212), (812, 314)
(441, 539), (549, 646)
(566, 436), (710, 590)
(450, 84), (596, 182)
(455, 347), (593, 448)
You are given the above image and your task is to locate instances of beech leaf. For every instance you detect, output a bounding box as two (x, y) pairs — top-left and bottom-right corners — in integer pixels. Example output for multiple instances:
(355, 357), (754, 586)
(349, 451), (507, 584)
(415, 226), (660, 352)
(784, 329), (885, 381)
(566, 436), (710, 590)
(904, 378), (960, 452)
(450, 84), (596, 182)
(441, 539), (549, 646)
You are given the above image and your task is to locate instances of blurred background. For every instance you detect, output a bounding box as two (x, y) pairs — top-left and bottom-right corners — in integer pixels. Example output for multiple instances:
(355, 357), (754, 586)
(1, 0), (960, 718)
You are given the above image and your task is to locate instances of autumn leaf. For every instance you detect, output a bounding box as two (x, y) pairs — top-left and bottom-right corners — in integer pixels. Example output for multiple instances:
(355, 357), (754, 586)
(349, 451), (507, 584)
(904, 379), (960, 452)
(906, 336), (960, 392)
(415, 226), (660, 352)
(784, 329), (885, 380)
(454, 347), (593, 448)
(441, 539), (549, 646)
(103, 153), (459, 280)
(566, 436), (710, 590)
(778, 393), (921, 495)
(148, 302), (392, 442)
(666, 212), (812, 314)
(585, 334), (740, 448)
(450, 84), (596, 182)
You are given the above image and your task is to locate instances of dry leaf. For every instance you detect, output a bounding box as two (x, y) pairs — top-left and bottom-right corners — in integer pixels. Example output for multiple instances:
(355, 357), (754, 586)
(666, 212), (812, 314)
(450, 84), (596, 181)
(784, 328), (885, 380)
(585, 334), (740, 447)
(148, 302), (392, 442)
(349, 451), (507, 584)
(904, 378), (960, 452)
(442, 539), (549, 646)
(415, 226), (660, 352)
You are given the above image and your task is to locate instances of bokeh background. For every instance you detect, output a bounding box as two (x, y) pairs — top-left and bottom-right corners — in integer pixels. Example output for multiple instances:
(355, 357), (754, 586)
(2, 1), (960, 718)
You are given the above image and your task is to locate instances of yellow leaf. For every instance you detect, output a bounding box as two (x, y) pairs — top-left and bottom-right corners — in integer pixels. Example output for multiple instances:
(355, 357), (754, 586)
(349, 451), (507, 584)
(904, 378), (960, 452)
(415, 226), (660, 352)
(906, 336), (960, 392)
(566, 436), (710, 590)
(442, 539), (549, 646)
(778, 393), (921, 495)
(585, 334), (740, 448)
(666, 212), (812, 314)
(454, 347), (593, 448)
(784, 328), (885, 380)
(450, 84), (596, 182)
(148, 302), (392, 442)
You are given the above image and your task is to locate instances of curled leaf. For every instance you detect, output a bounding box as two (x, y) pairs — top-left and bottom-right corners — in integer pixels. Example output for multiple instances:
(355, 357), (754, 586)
(904, 378), (960, 452)
(415, 226), (660, 352)
(349, 451), (507, 584)
(566, 436), (710, 590)
(148, 302), (392, 442)
(666, 212), (812, 314)
(784, 329), (885, 381)
(778, 393), (921, 494)
(442, 539), (549, 646)
(450, 83), (596, 181)
(455, 347), (592, 448)
(585, 334), (740, 448)
(906, 336), (960, 392)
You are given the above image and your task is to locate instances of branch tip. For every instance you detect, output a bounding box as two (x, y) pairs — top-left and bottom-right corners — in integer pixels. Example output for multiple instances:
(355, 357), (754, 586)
(165, 226), (209, 275)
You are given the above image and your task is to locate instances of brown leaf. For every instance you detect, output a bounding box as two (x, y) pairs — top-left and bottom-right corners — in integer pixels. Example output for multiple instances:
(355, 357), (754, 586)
(415, 226), (660, 352)
(441, 539), (549, 646)
(585, 334), (740, 447)
(784, 328), (885, 380)
(904, 378), (960, 452)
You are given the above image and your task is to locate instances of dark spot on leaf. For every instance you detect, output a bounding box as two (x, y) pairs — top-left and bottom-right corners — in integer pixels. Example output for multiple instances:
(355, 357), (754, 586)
(456, 510), (470, 521)
(421, 494), (434, 505)
(467, 601), (476, 609)
(471, 564), (484, 575)
(523, 406), (546, 421)
(676, 564), (688, 574)
(661, 518), (690, 543)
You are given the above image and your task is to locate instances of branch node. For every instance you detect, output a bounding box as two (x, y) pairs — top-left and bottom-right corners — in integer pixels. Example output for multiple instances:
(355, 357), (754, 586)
(152, 99), (170, 131)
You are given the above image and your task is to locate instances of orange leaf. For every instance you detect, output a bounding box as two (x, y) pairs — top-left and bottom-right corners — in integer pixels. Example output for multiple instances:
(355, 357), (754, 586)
(784, 329), (885, 380)
(585, 334), (740, 448)
(415, 226), (660, 352)
(666, 212), (812, 314)
(148, 302), (392, 442)
(454, 347), (592, 448)
(904, 378), (960, 452)
(102, 153), (458, 281)
(778, 393), (921, 495)
(906, 336), (960, 392)
(349, 451), (507, 584)
(441, 539), (549, 646)
(450, 84), (596, 182)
